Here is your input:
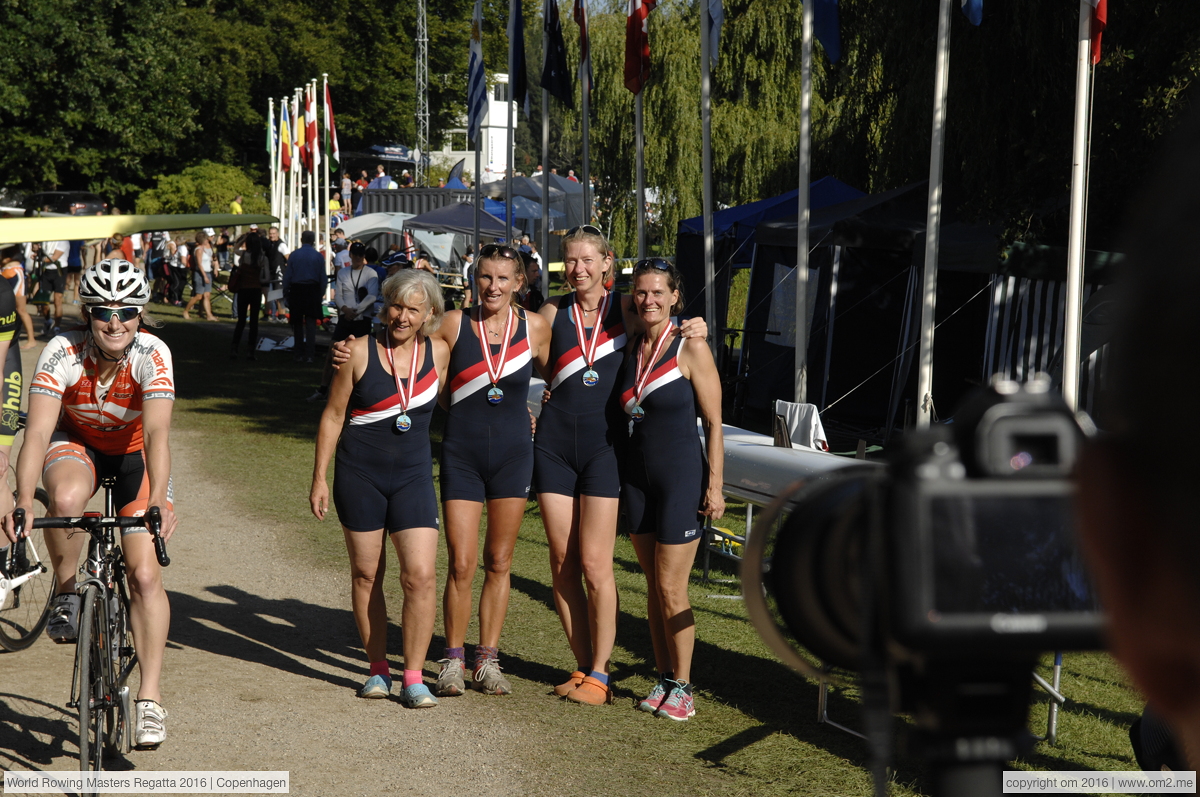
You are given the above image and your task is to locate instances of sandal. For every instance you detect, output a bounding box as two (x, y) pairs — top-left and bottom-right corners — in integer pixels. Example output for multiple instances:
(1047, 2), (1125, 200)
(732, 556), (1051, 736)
(553, 670), (586, 697)
(47, 593), (81, 643)
(566, 675), (613, 706)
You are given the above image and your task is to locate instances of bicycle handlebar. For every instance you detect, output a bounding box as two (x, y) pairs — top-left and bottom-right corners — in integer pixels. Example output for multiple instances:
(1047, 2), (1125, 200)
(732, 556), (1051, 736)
(12, 507), (171, 567)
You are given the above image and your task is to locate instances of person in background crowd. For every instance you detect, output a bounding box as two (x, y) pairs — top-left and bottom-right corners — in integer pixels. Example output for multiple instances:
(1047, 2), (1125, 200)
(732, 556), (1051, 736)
(215, 233), (232, 273)
(262, 226), (290, 323)
(65, 240), (84, 305)
(182, 232), (217, 322)
(230, 194), (244, 236)
(329, 190), (343, 219)
(310, 244), (381, 403)
(567, 170), (579, 183)
(400, 170), (413, 188)
(333, 238), (350, 270)
(461, 249), (474, 309)
(341, 172), (353, 208)
(39, 239), (67, 336)
(520, 252), (543, 313)
(368, 164), (390, 190)
(0, 245), (37, 348)
(282, 230), (327, 363)
(229, 231), (265, 360)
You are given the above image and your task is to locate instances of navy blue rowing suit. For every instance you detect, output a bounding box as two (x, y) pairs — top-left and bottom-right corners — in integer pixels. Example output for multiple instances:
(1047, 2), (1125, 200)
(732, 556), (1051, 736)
(334, 336), (440, 532)
(617, 333), (704, 544)
(533, 292), (627, 498)
(440, 308), (535, 501)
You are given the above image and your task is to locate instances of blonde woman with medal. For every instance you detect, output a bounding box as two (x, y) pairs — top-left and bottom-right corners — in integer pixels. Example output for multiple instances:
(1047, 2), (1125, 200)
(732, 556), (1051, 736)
(616, 258), (724, 722)
(535, 226), (707, 705)
(433, 244), (551, 697)
(310, 270), (450, 708)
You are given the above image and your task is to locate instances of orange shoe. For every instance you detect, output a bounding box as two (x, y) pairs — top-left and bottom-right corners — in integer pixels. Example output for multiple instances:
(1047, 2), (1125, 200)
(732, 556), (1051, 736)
(566, 675), (613, 706)
(553, 671), (586, 697)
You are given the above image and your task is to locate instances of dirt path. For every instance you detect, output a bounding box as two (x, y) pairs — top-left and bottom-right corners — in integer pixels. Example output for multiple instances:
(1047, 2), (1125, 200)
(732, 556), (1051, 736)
(1, 426), (534, 795)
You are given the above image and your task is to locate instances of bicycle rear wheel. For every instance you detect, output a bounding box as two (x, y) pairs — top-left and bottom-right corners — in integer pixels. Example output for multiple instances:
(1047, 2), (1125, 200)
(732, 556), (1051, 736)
(0, 488), (56, 651)
(76, 584), (106, 774)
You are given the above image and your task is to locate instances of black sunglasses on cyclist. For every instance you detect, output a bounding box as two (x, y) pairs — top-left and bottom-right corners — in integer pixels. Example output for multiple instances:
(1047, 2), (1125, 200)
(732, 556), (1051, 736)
(567, 224), (603, 237)
(633, 258), (673, 273)
(478, 244), (521, 261)
(86, 306), (142, 324)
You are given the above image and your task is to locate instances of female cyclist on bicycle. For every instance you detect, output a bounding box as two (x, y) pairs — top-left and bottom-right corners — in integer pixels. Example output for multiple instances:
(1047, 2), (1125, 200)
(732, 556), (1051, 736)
(2, 258), (178, 749)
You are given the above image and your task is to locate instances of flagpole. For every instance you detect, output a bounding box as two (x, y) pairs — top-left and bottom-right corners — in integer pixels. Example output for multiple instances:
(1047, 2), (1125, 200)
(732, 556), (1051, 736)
(580, 0), (591, 226)
(507, 0), (516, 243)
(916, 0), (954, 429)
(701, 0), (716, 357)
(541, 0), (551, 296)
(1063, 0), (1095, 412)
(323, 74), (332, 275)
(268, 98), (276, 220)
(293, 90), (301, 247)
(794, 0), (813, 404)
(636, 93), (646, 259)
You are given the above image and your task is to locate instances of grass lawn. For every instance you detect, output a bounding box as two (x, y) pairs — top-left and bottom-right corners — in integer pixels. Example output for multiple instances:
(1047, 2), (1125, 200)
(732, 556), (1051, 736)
(153, 302), (1146, 796)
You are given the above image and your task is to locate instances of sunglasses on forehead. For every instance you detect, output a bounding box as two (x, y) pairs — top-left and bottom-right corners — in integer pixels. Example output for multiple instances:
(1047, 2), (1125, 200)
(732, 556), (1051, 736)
(86, 306), (142, 323)
(633, 258), (673, 272)
(566, 224), (604, 238)
(478, 244), (521, 260)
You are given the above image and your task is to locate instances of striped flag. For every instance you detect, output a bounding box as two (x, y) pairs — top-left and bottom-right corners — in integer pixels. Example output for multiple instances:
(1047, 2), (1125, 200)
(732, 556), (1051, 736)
(267, 106), (275, 159)
(961, 0), (982, 26)
(468, 0), (488, 143)
(573, 0), (592, 94)
(814, 0), (841, 62)
(707, 0), (723, 67)
(510, 0), (530, 117)
(624, 0), (657, 95)
(1085, 0), (1107, 64)
(280, 103), (292, 172)
(325, 83), (340, 171)
(295, 95), (309, 171)
(541, 0), (573, 105)
(306, 85), (320, 171)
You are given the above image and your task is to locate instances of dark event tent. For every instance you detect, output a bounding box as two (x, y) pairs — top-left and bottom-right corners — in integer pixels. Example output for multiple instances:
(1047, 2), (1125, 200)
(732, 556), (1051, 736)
(404, 202), (517, 240)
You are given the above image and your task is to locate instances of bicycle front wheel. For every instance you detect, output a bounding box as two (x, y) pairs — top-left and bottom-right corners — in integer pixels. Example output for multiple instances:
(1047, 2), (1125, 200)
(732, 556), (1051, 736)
(103, 581), (135, 756)
(0, 488), (56, 652)
(76, 584), (106, 774)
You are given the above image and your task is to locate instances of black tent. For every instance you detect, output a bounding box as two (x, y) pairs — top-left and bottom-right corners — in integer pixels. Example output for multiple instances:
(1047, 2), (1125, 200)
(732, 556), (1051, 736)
(404, 202), (518, 240)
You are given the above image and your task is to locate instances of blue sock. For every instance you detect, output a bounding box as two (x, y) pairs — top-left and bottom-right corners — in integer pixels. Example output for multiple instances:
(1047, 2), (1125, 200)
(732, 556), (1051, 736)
(587, 670), (609, 686)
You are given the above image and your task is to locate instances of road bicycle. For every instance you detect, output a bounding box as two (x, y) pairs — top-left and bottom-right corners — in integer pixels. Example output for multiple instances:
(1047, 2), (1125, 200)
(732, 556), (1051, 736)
(12, 477), (169, 775)
(0, 488), (53, 651)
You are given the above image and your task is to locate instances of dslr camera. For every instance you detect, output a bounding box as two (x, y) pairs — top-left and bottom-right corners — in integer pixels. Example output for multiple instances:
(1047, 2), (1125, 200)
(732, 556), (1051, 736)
(743, 378), (1103, 797)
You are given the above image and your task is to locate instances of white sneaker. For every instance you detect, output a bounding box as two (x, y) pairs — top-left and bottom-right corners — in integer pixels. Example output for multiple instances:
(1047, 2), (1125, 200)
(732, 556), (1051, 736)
(134, 699), (167, 748)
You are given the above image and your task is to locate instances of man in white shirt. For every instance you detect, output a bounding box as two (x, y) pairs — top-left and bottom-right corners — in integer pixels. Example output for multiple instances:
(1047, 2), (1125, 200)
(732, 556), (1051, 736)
(40, 240), (67, 335)
(310, 247), (379, 402)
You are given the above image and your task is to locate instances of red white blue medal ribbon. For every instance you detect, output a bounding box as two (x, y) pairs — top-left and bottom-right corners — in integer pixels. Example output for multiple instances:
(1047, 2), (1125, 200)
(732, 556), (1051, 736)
(386, 334), (421, 432)
(631, 322), (674, 421)
(571, 291), (610, 387)
(476, 306), (514, 404)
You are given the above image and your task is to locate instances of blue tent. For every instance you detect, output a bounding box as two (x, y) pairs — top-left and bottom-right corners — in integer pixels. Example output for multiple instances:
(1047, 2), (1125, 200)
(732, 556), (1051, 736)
(485, 196), (565, 222)
(404, 201), (517, 239)
(445, 176), (469, 189)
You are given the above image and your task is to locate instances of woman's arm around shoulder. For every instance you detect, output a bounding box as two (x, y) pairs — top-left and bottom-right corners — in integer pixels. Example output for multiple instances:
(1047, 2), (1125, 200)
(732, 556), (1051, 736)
(526, 308), (553, 382)
(679, 337), (725, 521)
(538, 293), (563, 327)
(430, 334), (451, 387)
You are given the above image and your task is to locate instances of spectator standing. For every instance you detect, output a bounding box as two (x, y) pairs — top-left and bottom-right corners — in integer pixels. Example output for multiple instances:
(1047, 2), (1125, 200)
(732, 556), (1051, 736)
(311, 245), (380, 402)
(341, 172), (352, 207)
(65, 240), (84, 305)
(230, 194), (244, 236)
(40, 240), (67, 336)
(262, 226), (290, 322)
(368, 164), (390, 190)
(283, 230), (327, 362)
(182, 232), (218, 321)
(229, 233), (265, 359)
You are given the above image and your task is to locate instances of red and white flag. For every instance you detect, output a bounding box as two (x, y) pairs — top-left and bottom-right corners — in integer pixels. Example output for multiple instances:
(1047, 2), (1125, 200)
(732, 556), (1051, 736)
(306, 85), (320, 171)
(324, 83), (340, 169)
(573, 0), (593, 94)
(1084, 0), (1107, 65)
(624, 0), (657, 95)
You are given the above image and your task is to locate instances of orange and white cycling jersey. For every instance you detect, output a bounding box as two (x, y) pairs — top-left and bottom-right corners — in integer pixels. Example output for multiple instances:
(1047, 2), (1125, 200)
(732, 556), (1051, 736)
(30, 330), (175, 455)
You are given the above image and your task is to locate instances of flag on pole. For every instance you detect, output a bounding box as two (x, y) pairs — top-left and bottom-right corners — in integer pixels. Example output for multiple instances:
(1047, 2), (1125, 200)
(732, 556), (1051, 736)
(574, 0), (593, 94)
(510, 0), (530, 117)
(325, 83), (340, 172)
(961, 0), (982, 26)
(468, 0), (488, 142)
(707, 0), (723, 67)
(306, 85), (320, 171)
(624, 0), (657, 94)
(280, 103), (292, 172)
(296, 95), (309, 171)
(267, 107), (275, 159)
(814, 0), (842, 62)
(542, 0), (573, 104)
(1085, 0), (1107, 64)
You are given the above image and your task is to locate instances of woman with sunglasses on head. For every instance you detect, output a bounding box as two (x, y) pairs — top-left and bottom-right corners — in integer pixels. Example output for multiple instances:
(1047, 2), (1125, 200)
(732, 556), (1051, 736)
(432, 243), (551, 697)
(618, 258), (723, 721)
(535, 227), (707, 705)
(3, 258), (179, 748)
(310, 270), (450, 708)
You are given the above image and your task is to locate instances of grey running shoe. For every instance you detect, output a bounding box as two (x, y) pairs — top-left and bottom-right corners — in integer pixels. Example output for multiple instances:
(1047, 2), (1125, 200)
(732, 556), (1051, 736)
(435, 658), (466, 696)
(472, 658), (512, 695)
(47, 593), (80, 643)
(134, 699), (168, 748)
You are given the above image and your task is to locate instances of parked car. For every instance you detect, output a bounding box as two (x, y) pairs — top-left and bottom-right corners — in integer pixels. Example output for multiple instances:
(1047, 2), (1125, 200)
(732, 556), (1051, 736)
(22, 191), (108, 216)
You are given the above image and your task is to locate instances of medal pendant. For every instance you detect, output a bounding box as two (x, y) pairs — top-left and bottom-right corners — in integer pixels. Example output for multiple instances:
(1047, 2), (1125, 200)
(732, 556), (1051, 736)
(582, 369), (599, 387)
(631, 404), (645, 422)
(395, 414), (412, 432)
(487, 386), (505, 405)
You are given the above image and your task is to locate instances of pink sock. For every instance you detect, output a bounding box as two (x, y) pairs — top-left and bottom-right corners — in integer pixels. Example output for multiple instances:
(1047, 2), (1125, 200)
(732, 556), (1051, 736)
(403, 669), (423, 688)
(369, 661), (390, 678)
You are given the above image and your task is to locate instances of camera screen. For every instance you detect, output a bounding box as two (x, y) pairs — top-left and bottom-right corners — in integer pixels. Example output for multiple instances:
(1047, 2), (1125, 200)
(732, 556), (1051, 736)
(929, 494), (1098, 615)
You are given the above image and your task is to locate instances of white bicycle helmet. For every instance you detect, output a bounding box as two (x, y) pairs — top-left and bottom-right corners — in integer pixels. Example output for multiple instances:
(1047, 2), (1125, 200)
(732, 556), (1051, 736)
(79, 258), (151, 306)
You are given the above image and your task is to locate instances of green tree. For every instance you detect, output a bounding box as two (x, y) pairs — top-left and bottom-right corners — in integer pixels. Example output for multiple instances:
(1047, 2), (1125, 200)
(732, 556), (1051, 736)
(135, 161), (269, 215)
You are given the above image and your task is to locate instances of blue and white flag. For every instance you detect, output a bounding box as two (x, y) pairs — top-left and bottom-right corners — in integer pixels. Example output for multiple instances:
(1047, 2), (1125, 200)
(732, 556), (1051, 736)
(468, 0), (488, 143)
(961, 0), (983, 26)
(814, 0), (841, 63)
(707, 0), (724, 67)
(510, 0), (531, 117)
